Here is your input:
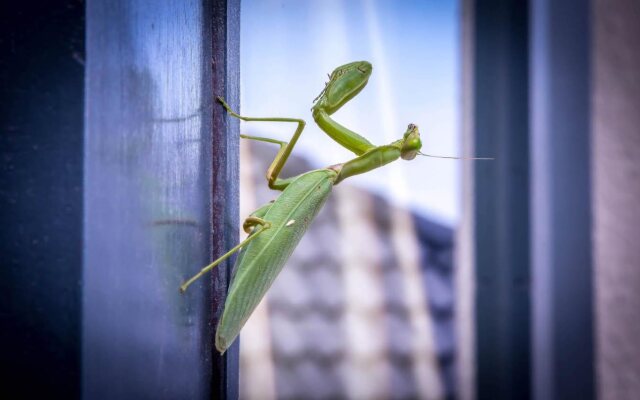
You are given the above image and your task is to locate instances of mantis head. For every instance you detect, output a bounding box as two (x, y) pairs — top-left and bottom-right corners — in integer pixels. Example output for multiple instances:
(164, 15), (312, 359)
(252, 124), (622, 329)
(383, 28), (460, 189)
(312, 61), (373, 115)
(400, 123), (422, 160)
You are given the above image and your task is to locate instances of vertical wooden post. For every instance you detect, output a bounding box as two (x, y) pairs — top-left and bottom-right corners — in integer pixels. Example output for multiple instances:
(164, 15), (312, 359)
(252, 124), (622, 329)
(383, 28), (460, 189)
(210, 0), (241, 398)
(84, 0), (240, 398)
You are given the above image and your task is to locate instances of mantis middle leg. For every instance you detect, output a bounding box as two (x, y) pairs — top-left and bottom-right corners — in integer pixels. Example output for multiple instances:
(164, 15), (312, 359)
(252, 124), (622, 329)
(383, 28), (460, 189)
(218, 97), (307, 191)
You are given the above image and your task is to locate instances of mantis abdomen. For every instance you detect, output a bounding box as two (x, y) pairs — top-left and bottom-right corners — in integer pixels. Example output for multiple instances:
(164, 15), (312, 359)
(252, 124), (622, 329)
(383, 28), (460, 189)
(215, 169), (337, 353)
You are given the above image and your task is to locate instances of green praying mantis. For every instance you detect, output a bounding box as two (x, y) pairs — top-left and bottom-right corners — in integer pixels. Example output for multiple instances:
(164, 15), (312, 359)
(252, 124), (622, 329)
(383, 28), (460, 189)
(180, 61), (491, 354)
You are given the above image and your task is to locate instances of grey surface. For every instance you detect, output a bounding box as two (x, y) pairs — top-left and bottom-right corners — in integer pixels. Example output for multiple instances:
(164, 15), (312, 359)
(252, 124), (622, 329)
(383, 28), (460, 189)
(83, 1), (239, 398)
(530, 1), (594, 400)
(593, 1), (640, 399)
(470, 1), (531, 399)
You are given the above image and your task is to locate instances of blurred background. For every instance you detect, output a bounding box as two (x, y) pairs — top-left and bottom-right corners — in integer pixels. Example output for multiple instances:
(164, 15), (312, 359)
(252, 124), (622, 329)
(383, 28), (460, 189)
(2, 0), (639, 399)
(238, 1), (461, 399)
(240, 0), (461, 225)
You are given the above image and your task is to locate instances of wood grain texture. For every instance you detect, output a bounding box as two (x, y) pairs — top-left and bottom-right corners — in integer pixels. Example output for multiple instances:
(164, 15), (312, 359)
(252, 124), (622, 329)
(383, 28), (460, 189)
(84, 0), (239, 398)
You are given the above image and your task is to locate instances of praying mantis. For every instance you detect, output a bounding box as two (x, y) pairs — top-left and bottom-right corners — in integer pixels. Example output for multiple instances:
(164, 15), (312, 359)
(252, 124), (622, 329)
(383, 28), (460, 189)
(180, 61), (491, 354)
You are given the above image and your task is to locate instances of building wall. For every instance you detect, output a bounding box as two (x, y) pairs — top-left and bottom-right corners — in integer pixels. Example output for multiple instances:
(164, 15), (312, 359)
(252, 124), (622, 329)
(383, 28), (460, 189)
(593, 1), (640, 399)
(238, 141), (456, 400)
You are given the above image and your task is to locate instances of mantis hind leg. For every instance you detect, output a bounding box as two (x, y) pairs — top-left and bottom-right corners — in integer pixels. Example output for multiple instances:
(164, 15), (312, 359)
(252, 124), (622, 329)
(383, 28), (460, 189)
(241, 134), (308, 190)
(242, 200), (273, 233)
(218, 96), (306, 191)
(179, 214), (271, 293)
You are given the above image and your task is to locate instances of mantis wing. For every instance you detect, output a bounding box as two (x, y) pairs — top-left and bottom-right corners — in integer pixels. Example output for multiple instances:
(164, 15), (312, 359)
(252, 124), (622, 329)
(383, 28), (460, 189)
(216, 169), (337, 353)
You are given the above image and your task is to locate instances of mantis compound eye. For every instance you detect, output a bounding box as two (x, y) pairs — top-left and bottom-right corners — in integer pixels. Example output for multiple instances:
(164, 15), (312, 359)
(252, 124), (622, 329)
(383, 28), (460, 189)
(356, 61), (372, 75)
(401, 124), (422, 160)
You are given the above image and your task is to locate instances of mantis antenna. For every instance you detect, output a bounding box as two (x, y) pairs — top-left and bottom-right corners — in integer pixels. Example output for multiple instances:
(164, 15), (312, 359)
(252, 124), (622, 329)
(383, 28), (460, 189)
(417, 151), (494, 160)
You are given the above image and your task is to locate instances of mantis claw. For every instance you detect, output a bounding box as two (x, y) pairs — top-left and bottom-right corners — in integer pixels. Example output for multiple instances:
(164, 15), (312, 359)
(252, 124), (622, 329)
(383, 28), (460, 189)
(216, 96), (231, 111)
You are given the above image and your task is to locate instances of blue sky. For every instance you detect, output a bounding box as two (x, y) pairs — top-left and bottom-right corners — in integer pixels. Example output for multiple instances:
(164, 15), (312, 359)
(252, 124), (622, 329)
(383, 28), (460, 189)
(241, 0), (460, 225)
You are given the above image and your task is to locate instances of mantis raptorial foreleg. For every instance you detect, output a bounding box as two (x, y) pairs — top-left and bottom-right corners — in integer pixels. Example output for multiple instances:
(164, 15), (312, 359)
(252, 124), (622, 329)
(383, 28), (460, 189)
(311, 61), (377, 155)
(217, 97), (306, 191)
(179, 216), (271, 293)
(239, 134), (301, 190)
